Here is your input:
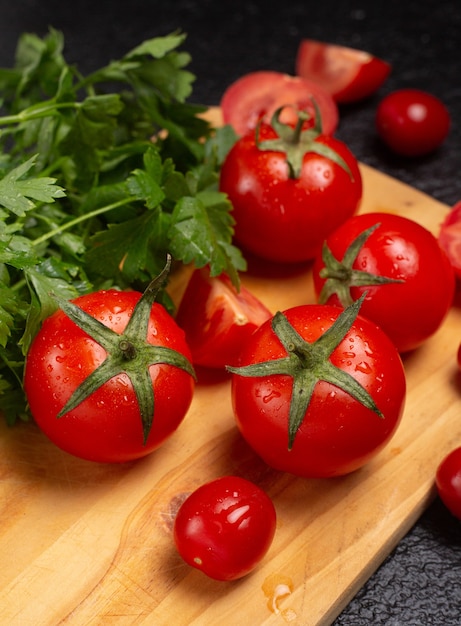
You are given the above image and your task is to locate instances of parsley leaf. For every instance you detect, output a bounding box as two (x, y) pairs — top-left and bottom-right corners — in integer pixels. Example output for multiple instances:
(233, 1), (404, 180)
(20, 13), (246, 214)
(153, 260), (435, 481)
(0, 29), (243, 424)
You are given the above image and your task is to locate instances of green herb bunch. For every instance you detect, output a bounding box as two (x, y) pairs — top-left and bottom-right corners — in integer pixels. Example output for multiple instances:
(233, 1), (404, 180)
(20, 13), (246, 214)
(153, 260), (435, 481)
(0, 28), (243, 424)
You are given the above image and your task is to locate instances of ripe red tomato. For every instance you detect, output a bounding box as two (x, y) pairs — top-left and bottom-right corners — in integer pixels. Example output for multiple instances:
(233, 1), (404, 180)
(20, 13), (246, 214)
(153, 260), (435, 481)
(173, 475), (276, 581)
(312, 212), (455, 353)
(24, 288), (195, 463)
(438, 201), (461, 280)
(229, 299), (406, 478)
(220, 70), (339, 137)
(436, 447), (461, 521)
(295, 39), (391, 104)
(376, 88), (450, 156)
(175, 267), (272, 369)
(219, 114), (362, 263)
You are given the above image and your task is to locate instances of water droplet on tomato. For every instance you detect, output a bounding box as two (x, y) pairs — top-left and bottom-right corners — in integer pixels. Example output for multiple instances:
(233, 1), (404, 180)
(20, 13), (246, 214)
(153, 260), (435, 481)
(55, 355), (65, 363)
(355, 361), (372, 374)
(47, 364), (53, 372)
(262, 390), (282, 404)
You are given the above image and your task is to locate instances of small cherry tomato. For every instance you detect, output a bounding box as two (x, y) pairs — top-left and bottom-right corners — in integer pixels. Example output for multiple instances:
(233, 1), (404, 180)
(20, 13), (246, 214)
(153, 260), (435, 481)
(438, 201), (461, 280)
(175, 267), (272, 369)
(296, 39), (391, 104)
(220, 70), (339, 136)
(173, 476), (277, 581)
(436, 447), (461, 521)
(376, 88), (450, 156)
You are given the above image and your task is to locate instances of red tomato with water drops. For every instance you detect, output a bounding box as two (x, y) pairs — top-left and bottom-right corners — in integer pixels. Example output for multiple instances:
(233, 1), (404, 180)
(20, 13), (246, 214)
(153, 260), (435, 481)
(296, 39), (391, 104)
(219, 112), (362, 264)
(376, 88), (450, 156)
(24, 284), (195, 463)
(173, 476), (276, 581)
(312, 212), (455, 353)
(438, 201), (461, 280)
(229, 298), (406, 478)
(220, 70), (339, 137)
(436, 447), (461, 521)
(175, 267), (272, 369)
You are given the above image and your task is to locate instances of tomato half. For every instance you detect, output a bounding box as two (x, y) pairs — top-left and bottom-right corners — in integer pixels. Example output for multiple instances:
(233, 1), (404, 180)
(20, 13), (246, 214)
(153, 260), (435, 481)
(24, 288), (195, 463)
(312, 212), (455, 353)
(376, 88), (450, 156)
(173, 475), (276, 581)
(295, 39), (391, 104)
(438, 201), (461, 280)
(219, 116), (362, 263)
(436, 447), (461, 521)
(230, 301), (406, 478)
(175, 267), (272, 368)
(220, 70), (339, 137)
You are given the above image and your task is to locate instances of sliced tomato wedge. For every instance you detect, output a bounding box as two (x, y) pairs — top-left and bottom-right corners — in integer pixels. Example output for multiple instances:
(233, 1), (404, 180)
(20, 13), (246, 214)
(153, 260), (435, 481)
(295, 39), (391, 104)
(438, 201), (461, 280)
(175, 267), (272, 369)
(220, 70), (339, 136)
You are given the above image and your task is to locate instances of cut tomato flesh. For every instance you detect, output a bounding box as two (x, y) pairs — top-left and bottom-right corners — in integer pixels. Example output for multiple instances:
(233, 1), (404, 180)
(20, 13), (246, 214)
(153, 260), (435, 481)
(220, 70), (339, 136)
(438, 202), (461, 279)
(175, 268), (272, 369)
(295, 39), (391, 104)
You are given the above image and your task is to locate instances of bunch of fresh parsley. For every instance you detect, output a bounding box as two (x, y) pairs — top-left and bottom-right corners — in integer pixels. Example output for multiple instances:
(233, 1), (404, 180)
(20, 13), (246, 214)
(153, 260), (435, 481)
(0, 28), (243, 424)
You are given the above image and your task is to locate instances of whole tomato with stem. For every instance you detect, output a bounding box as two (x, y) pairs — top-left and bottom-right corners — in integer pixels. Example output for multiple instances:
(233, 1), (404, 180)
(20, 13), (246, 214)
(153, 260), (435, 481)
(312, 212), (455, 353)
(173, 475), (276, 581)
(228, 294), (406, 478)
(24, 257), (196, 463)
(219, 107), (362, 263)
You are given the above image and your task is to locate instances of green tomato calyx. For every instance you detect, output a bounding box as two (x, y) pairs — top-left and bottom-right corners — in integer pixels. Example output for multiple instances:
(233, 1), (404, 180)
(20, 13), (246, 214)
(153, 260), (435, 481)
(255, 102), (352, 179)
(319, 223), (405, 306)
(227, 293), (383, 450)
(54, 254), (196, 444)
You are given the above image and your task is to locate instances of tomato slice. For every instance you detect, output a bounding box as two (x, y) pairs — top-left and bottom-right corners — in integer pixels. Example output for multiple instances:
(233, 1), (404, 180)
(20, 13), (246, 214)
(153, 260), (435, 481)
(220, 70), (339, 136)
(438, 201), (461, 280)
(175, 267), (272, 369)
(295, 39), (391, 104)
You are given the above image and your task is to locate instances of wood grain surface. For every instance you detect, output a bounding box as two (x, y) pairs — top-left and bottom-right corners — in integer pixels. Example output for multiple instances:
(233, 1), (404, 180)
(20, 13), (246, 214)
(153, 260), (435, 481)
(1, 109), (461, 625)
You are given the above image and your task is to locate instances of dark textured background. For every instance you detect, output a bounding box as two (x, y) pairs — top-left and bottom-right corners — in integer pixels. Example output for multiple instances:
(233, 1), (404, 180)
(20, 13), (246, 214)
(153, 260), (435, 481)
(1, 1), (460, 623)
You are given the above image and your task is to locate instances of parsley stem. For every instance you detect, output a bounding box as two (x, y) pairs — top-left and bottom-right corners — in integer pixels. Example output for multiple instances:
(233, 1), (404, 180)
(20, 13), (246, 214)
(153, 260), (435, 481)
(0, 102), (79, 126)
(32, 197), (131, 247)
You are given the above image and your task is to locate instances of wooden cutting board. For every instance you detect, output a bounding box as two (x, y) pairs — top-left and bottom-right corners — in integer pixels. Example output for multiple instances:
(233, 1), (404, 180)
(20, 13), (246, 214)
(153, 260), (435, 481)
(1, 109), (461, 626)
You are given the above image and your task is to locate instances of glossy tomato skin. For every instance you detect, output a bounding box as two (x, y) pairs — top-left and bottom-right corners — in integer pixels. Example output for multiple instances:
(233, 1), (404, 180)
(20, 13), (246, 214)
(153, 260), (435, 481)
(231, 305), (406, 478)
(376, 89), (450, 156)
(219, 123), (362, 263)
(173, 476), (276, 581)
(175, 267), (272, 368)
(24, 290), (195, 463)
(220, 70), (339, 137)
(438, 201), (461, 280)
(312, 212), (455, 353)
(436, 447), (461, 521)
(296, 39), (391, 104)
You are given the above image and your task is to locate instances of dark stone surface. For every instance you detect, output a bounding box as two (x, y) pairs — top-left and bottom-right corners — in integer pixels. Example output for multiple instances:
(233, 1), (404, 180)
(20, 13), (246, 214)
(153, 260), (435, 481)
(1, 1), (460, 622)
